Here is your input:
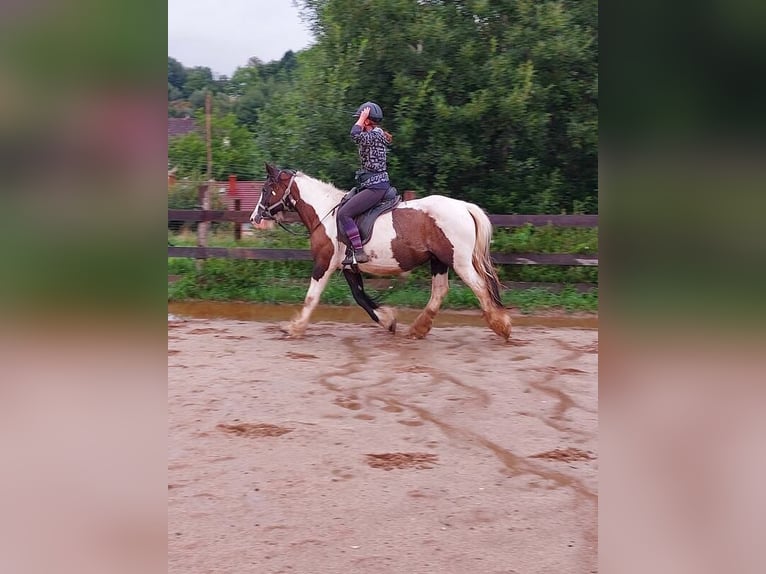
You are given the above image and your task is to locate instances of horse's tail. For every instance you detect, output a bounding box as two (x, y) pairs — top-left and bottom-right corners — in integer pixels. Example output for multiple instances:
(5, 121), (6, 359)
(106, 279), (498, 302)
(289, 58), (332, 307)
(465, 202), (504, 308)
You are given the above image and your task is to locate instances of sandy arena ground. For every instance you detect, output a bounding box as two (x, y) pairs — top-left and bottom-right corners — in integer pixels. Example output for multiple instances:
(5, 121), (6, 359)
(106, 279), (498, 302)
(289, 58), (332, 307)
(168, 316), (598, 574)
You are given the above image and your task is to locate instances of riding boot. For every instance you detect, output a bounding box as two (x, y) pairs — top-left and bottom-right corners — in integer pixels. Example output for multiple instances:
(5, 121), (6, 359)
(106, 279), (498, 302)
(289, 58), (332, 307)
(342, 246), (369, 265)
(341, 220), (369, 265)
(353, 248), (369, 263)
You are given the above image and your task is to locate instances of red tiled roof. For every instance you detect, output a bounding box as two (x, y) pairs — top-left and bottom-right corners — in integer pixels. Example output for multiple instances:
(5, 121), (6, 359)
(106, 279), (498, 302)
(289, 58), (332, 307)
(212, 180), (266, 213)
(168, 117), (197, 138)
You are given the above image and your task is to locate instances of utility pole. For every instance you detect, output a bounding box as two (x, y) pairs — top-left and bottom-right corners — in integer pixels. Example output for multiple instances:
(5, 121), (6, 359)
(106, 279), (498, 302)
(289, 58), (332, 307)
(205, 90), (213, 181)
(197, 90), (213, 270)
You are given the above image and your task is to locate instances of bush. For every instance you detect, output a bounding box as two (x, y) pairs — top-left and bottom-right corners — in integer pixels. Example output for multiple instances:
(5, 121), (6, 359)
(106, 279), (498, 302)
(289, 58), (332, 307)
(167, 180), (226, 233)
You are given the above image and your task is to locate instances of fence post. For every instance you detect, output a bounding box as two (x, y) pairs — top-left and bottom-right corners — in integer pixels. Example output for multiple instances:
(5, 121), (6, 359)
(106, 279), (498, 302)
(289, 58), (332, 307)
(234, 199), (242, 241)
(403, 190), (417, 201)
(229, 174), (241, 241)
(196, 183), (210, 271)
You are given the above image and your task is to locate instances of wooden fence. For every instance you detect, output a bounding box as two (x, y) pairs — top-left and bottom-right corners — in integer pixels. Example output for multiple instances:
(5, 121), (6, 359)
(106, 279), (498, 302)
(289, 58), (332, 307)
(168, 210), (598, 268)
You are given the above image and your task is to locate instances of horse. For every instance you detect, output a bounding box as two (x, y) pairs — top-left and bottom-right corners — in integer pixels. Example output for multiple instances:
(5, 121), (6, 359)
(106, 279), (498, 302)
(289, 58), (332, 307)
(250, 162), (512, 341)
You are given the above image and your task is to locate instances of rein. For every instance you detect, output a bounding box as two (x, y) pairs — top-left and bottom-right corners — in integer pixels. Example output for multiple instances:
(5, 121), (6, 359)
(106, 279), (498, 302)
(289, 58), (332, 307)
(276, 203), (340, 237)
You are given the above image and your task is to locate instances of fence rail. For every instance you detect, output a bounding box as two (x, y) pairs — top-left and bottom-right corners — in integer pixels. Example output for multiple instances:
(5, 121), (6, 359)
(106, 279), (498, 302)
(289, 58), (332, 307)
(168, 210), (598, 228)
(168, 210), (598, 268)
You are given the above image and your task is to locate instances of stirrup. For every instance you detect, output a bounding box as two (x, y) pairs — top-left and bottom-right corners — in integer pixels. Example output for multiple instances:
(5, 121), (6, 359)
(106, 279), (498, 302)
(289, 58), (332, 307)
(342, 248), (368, 266)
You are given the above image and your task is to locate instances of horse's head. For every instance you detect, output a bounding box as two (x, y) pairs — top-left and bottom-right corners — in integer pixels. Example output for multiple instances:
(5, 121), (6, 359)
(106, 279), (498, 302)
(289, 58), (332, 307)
(250, 163), (298, 224)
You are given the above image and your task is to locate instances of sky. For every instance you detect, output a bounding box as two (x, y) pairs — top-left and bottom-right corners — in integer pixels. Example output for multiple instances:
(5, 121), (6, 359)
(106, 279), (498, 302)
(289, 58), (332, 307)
(168, 0), (315, 76)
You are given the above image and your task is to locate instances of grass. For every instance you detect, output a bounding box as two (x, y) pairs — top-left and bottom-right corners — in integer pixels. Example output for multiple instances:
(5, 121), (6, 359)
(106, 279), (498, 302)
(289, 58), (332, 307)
(168, 226), (598, 314)
(168, 262), (597, 315)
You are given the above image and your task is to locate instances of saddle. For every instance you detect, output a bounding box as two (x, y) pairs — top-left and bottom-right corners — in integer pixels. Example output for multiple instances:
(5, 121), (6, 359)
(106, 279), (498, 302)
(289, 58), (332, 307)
(336, 186), (401, 248)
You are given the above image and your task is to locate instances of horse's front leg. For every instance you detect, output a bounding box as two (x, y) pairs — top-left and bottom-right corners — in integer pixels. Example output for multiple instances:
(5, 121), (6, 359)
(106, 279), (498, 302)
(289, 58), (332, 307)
(284, 265), (334, 338)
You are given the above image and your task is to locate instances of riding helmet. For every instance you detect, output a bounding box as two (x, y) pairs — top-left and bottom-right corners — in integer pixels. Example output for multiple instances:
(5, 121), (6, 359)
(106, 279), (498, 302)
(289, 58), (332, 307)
(353, 101), (383, 122)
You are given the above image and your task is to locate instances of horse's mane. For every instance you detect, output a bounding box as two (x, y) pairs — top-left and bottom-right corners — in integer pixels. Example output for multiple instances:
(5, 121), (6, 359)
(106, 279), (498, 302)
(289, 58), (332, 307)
(295, 171), (346, 201)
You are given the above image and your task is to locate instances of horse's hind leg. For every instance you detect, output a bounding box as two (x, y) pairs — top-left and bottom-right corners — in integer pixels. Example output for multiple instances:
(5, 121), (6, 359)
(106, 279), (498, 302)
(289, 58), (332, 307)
(342, 269), (397, 333)
(452, 258), (512, 341)
(407, 258), (450, 339)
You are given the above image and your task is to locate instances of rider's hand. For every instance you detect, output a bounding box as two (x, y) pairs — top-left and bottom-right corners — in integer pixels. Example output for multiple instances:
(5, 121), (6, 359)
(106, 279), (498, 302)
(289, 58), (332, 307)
(355, 106), (371, 129)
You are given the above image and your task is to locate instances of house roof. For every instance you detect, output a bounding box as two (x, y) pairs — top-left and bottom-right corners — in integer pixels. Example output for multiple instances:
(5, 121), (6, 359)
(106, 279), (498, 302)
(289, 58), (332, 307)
(168, 117), (197, 138)
(213, 180), (266, 213)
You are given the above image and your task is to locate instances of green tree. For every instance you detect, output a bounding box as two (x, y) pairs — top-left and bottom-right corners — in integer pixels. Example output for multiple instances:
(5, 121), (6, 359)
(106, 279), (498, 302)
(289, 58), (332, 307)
(168, 112), (262, 180)
(293, 0), (597, 213)
(169, 0), (597, 214)
(168, 57), (187, 93)
(168, 81), (183, 102)
(229, 52), (301, 129)
(184, 66), (215, 96)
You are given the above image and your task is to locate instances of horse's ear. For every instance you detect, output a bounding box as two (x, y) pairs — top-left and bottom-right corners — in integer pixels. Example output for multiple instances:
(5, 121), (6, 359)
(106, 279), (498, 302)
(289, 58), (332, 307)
(265, 162), (276, 177)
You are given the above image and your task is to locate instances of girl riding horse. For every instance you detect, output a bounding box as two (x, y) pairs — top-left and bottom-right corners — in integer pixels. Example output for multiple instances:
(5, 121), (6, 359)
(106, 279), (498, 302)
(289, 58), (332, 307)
(337, 101), (393, 265)
(250, 164), (513, 342)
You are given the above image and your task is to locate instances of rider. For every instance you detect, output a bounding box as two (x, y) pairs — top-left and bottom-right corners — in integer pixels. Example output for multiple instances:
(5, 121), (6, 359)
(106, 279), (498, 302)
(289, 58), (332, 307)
(338, 101), (393, 265)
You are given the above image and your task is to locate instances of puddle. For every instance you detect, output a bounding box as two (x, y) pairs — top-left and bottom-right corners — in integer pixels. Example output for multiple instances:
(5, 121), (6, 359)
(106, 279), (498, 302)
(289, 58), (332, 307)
(168, 301), (597, 329)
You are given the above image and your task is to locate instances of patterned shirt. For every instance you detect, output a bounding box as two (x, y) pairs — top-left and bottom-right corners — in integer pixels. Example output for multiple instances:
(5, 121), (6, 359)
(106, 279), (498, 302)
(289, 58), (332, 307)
(350, 125), (389, 187)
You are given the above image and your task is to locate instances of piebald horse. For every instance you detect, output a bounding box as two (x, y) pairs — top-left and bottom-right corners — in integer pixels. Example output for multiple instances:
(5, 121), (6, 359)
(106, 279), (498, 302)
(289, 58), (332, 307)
(250, 163), (512, 341)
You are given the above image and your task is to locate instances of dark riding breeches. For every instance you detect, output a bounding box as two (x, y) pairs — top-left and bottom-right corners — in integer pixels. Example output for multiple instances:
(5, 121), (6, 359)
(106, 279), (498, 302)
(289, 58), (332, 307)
(337, 185), (388, 230)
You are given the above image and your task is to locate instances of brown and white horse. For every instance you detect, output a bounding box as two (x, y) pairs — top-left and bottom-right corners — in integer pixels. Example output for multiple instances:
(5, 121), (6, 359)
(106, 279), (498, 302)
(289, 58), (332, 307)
(250, 163), (512, 341)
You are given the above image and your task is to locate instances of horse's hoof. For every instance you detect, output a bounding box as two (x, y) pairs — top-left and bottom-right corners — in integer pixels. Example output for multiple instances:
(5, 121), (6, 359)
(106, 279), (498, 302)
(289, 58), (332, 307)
(279, 322), (305, 338)
(376, 306), (397, 334)
(406, 330), (427, 339)
(285, 333), (305, 339)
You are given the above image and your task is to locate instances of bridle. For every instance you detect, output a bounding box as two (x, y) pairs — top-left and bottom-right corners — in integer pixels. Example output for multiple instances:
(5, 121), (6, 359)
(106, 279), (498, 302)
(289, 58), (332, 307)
(254, 168), (340, 236)
(254, 169), (298, 220)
